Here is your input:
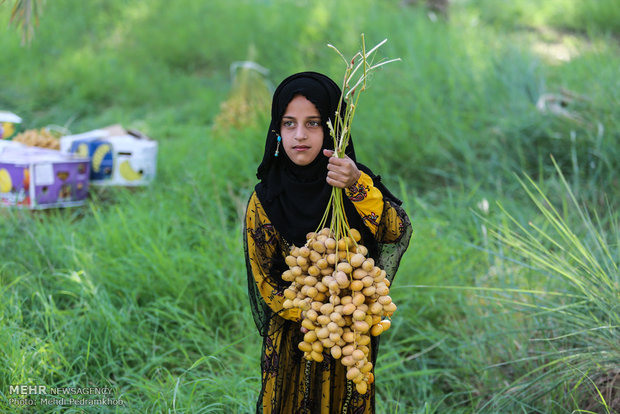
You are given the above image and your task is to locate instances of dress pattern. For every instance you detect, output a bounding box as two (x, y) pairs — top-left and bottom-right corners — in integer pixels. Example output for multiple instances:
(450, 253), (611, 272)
(362, 212), (380, 228)
(346, 181), (368, 202)
(244, 172), (413, 414)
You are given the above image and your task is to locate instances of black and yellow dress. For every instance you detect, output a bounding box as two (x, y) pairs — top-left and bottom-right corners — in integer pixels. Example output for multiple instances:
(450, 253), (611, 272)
(244, 170), (412, 414)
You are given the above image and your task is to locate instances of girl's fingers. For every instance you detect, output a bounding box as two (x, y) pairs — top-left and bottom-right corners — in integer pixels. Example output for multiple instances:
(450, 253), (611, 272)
(327, 159), (353, 173)
(327, 171), (353, 188)
(326, 176), (346, 188)
(327, 170), (346, 183)
(328, 156), (349, 166)
(324, 151), (360, 187)
(326, 162), (341, 171)
(324, 150), (352, 165)
(326, 171), (343, 185)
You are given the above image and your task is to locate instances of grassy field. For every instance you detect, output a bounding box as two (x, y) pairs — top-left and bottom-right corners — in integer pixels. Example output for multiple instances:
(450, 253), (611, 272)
(1, 0), (619, 412)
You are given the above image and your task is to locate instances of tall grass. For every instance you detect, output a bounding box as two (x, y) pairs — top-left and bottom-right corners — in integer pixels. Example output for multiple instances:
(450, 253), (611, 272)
(0, 136), (261, 412)
(1, 0), (619, 412)
(481, 160), (619, 412)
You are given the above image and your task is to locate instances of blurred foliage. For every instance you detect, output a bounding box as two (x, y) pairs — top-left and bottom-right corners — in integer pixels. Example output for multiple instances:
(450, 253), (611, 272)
(1, 1), (619, 411)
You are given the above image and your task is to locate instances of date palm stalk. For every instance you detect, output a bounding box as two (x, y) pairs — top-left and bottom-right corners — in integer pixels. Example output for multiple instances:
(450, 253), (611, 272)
(315, 34), (400, 251)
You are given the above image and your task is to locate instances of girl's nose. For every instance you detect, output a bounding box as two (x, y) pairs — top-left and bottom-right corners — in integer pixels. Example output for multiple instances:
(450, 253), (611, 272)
(295, 126), (307, 139)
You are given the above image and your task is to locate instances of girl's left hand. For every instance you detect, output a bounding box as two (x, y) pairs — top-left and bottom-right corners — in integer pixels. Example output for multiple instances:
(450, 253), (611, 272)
(324, 149), (361, 188)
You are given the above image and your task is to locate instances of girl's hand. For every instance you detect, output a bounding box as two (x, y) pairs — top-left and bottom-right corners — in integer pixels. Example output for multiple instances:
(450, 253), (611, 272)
(324, 149), (361, 188)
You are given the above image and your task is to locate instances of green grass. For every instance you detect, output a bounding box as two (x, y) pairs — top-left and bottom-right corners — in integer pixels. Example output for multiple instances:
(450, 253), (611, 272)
(1, 0), (619, 412)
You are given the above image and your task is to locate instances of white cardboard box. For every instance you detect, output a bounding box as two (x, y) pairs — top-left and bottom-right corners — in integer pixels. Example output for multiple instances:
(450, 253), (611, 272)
(61, 125), (158, 186)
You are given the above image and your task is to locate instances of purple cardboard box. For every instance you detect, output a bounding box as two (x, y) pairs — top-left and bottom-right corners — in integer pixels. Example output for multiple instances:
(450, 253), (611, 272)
(0, 147), (90, 209)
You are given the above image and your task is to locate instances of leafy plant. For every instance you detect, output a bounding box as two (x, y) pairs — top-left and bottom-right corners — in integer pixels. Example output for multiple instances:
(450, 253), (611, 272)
(2, 0), (45, 45)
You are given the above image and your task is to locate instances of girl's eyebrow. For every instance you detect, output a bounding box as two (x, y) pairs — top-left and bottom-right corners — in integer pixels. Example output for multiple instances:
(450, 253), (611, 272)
(282, 115), (321, 119)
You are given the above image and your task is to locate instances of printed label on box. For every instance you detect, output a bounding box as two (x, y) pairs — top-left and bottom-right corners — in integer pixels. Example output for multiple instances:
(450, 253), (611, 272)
(34, 163), (55, 186)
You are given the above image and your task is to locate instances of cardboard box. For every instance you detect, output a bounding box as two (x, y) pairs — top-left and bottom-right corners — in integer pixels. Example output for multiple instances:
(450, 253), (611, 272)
(60, 125), (157, 186)
(0, 140), (26, 154)
(0, 111), (22, 140)
(69, 138), (114, 181)
(0, 147), (90, 209)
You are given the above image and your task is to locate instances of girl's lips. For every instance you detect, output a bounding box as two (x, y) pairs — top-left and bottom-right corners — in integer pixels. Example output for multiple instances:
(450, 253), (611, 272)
(293, 146), (310, 151)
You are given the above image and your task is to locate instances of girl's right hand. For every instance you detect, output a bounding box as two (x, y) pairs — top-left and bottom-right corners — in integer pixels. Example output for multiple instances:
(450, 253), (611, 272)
(324, 149), (361, 188)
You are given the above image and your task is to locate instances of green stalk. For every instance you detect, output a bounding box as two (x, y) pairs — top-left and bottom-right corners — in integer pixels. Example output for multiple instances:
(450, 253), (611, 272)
(317, 34), (400, 256)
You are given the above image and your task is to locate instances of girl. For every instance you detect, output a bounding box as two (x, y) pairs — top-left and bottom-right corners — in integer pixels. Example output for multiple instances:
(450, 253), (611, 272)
(244, 71), (412, 413)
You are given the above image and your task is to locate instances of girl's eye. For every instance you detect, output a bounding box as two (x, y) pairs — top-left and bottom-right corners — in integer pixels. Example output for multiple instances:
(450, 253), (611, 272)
(308, 120), (321, 127)
(282, 120), (295, 128)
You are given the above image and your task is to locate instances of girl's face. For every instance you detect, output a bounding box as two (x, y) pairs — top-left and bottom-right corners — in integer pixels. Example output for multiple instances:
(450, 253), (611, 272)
(280, 95), (324, 166)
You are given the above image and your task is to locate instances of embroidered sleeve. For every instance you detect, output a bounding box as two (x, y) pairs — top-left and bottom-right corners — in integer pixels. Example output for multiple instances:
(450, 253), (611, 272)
(344, 171), (385, 235)
(345, 172), (406, 243)
(245, 193), (301, 321)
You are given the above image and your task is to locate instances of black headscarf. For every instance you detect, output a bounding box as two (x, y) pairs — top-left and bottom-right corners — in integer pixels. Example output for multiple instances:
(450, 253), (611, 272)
(255, 71), (401, 248)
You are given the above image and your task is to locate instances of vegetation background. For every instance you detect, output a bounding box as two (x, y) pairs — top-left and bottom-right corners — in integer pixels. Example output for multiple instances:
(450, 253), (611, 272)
(0, 0), (618, 412)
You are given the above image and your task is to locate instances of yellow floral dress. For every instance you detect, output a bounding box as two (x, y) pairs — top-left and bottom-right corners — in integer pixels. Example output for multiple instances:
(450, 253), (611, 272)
(244, 171), (412, 414)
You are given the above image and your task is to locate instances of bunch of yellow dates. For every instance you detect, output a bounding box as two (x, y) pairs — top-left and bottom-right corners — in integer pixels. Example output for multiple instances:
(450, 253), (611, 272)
(282, 227), (397, 395)
(13, 128), (60, 150)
